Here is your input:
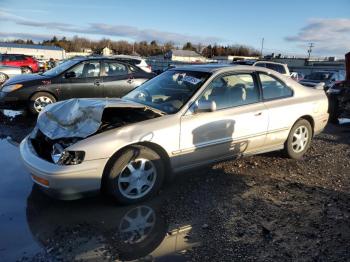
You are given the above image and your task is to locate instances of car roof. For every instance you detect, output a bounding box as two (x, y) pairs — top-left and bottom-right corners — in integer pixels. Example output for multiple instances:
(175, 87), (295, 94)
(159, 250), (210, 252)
(1, 53), (32, 56)
(254, 61), (287, 66)
(70, 56), (139, 62)
(170, 64), (257, 73)
(111, 55), (143, 60)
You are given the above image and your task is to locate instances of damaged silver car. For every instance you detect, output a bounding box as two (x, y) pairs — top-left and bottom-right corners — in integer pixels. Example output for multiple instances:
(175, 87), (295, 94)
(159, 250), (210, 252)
(20, 65), (329, 204)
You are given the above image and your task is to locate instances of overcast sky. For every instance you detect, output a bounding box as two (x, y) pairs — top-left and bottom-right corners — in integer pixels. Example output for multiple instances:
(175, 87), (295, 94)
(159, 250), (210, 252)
(0, 0), (349, 57)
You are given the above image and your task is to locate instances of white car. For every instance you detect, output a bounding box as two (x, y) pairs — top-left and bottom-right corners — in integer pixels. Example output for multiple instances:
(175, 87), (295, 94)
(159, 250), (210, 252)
(253, 61), (291, 77)
(0, 65), (22, 84)
(20, 65), (329, 204)
(112, 55), (152, 73)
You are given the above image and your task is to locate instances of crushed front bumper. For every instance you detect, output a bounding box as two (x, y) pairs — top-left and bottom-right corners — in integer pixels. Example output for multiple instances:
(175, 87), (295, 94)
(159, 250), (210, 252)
(20, 136), (109, 200)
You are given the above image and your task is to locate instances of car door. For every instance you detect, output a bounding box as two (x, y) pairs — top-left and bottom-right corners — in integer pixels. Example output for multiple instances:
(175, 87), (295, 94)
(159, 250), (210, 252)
(258, 72), (295, 148)
(58, 60), (103, 100)
(101, 61), (136, 97)
(178, 72), (269, 168)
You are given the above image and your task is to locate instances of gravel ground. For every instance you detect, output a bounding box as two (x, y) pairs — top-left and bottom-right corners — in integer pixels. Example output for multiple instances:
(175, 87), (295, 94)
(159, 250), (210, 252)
(1, 110), (349, 261)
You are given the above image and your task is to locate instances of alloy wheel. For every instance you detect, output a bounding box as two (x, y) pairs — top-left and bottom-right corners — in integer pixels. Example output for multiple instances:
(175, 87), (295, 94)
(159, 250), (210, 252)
(292, 125), (309, 153)
(33, 96), (54, 112)
(118, 158), (157, 199)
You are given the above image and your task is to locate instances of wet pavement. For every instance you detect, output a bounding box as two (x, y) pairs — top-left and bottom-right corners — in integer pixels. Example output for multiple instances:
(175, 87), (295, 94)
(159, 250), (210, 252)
(0, 110), (349, 261)
(0, 110), (202, 262)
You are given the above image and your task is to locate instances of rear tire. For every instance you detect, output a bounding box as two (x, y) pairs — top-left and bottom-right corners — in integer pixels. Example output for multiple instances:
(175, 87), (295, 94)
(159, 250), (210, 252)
(105, 145), (165, 204)
(29, 92), (56, 114)
(284, 119), (312, 160)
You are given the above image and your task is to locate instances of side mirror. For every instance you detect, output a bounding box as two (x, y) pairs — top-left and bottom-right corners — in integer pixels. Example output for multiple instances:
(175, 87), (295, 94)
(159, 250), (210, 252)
(64, 71), (76, 79)
(314, 82), (325, 90)
(193, 100), (217, 113)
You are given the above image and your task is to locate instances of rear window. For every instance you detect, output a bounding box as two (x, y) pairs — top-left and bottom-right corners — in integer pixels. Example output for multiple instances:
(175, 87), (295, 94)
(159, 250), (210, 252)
(115, 58), (141, 66)
(255, 62), (286, 74)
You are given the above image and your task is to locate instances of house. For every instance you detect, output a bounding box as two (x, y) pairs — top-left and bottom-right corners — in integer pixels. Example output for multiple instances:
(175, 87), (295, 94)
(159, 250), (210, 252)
(0, 42), (65, 60)
(102, 47), (112, 56)
(165, 49), (208, 63)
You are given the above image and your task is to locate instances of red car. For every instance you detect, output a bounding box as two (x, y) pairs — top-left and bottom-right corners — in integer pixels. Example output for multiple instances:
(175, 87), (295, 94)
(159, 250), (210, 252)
(0, 54), (39, 73)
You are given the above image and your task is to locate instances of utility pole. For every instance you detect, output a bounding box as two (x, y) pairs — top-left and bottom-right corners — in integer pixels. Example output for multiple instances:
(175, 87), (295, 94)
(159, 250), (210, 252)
(307, 43), (314, 60)
(260, 37), (264, 58)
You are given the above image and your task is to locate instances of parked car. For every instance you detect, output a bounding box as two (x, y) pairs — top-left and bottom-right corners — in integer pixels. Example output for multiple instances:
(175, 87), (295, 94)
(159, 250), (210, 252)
(0, 54), (39, 73)
(290, 71), (304, 82)
(0, 57), (154, 113)
(327, 80), (350, 122)
(0, 65), (22, 84)
(112, 55), (152, 73)
(20, 64), (329, 204)
(253, 61), (291, 76)
(299, 70), (345, 90)
(231, 59), (256, 65)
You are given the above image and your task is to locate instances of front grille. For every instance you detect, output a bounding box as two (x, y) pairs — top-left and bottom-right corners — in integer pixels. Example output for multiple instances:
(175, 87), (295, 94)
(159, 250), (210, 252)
(31, 130), (54, 162)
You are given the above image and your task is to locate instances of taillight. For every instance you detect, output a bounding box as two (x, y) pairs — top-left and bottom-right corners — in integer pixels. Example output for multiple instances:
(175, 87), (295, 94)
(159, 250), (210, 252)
(147, 65), (152, 71)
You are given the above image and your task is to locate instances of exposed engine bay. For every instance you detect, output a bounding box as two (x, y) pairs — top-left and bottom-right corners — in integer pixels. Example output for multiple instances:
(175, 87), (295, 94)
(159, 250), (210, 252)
(31, 98), (162, 164)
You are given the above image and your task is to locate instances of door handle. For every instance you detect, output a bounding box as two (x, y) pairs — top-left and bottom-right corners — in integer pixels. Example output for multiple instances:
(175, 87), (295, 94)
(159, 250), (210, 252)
(127, 78), (134, 84)
(94, 80), (101, 86)
(254, 111), (262, 116)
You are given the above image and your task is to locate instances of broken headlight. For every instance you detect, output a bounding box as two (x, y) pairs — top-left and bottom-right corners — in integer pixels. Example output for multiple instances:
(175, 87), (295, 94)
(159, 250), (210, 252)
(51, 143), (85, 165)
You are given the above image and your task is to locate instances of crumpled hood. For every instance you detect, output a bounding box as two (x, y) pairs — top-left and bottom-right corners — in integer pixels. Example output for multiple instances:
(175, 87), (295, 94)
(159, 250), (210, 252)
(37, 98), (149, 140)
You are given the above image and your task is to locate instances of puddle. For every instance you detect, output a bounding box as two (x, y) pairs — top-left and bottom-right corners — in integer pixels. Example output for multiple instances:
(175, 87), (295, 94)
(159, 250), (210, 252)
(0, 139), (42, 261)
(1, 109), (23, 118)
(339, 118), (350, 125)
(25, 192), (200, 261)
(0, 137), (201, 261)
(0, 111), (202, 261)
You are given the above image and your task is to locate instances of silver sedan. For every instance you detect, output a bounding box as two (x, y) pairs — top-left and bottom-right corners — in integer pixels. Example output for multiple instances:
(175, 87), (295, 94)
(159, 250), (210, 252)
(0, 65), (22, 84)
(20, 65), (329, 204)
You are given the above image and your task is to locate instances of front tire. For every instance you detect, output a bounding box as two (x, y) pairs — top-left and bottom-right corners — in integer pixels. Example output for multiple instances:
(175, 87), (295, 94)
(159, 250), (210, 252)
(284, 119), (312, 160)
(105, 145), (165, 204)
(29, 92), (56, 114)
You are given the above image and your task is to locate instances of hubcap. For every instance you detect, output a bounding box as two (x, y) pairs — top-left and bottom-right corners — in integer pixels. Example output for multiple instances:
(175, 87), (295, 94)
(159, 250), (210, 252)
(119, 205), (155, 244)
(292, 125), (309, 153)
(33, 96), (53, 112)
(118, 158), (157, 199)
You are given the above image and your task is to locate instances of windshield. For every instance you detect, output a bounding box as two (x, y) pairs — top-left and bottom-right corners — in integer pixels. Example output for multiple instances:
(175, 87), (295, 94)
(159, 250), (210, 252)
(304, 72), (332, 81)
(42, 59), (80, 77)
(124, 70), (211, 114)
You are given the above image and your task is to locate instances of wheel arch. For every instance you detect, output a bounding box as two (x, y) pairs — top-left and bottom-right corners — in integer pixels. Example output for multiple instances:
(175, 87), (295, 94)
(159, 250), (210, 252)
(100, 141), (173, 191)
(29, 90), (58, 101)
(298, 115), (315, 136)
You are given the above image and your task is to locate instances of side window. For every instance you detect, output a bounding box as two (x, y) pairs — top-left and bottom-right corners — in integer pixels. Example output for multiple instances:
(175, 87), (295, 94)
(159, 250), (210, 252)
(69, 62), (100, 78)
(255, 62), (266, 68)
(199, 73), (260, 110)
(129, 65), (139, 73)
(102, 62), (128, 76)
(9, 55), (17, 61)
(266, 64), (286, 74)
(259, 73), (293, 100)
(16, 55), (25, 61)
